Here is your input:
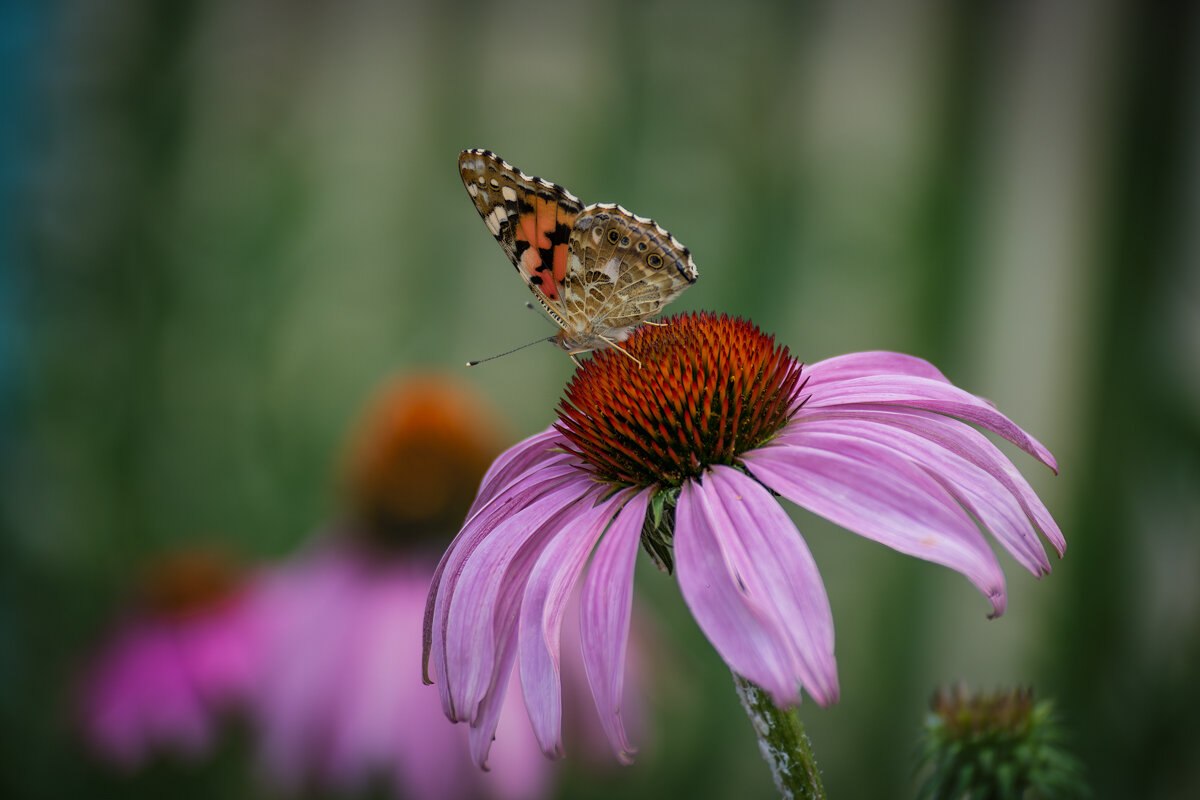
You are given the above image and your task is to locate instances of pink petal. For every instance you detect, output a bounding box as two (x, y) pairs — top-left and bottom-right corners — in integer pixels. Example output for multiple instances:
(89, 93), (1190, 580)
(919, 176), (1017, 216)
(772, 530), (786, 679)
(469, 427), (564, 514)
(519, 488), (630, 758)
(744, 429), (1008, 617)
(444, 479), (591, 723)
(467, 614), (520, 769)
(792, 406), (1064, 563)
(579, 488), (652, 764)
(479, 673), (556, 800)
(675, 467), (838, 707)
(804, 351), (952, 388)
(423, 460), (578, 695)
(777, 419), (1049, 574)
(803, 373), (1058, 473)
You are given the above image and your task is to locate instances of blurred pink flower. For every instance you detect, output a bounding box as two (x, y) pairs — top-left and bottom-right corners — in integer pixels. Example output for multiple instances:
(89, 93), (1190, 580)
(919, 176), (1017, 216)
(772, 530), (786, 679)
(423, 312), (1064, 767)
(247, 373), (581, 800)
(250, 544), (551, 800)
(79, 372), (649, 797)
(78, 550), (258, 767)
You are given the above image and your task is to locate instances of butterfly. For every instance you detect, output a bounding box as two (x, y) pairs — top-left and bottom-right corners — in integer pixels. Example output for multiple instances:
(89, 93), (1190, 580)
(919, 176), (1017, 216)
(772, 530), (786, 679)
(459, 149), (698, 364)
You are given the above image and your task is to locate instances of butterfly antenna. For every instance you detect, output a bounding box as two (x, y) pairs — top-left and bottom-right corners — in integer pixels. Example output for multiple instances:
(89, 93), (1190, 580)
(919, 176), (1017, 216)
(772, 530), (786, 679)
(466, 335), (556, 367)
(524, 301), (559, 327)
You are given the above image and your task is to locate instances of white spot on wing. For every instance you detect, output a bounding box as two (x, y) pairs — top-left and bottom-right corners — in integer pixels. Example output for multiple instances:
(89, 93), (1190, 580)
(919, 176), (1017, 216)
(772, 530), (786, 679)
(600, 257), (620, 283)
(501, 186), (518, 202)
(485, 206), (508, 234)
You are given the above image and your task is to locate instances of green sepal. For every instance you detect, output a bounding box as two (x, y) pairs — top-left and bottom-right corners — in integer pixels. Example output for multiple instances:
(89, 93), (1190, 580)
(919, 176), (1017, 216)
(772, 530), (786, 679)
(639, 486), (679, 574)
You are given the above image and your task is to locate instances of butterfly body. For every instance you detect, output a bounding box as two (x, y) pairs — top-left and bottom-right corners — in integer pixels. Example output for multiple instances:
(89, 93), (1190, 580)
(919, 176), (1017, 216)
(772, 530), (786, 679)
(459, 149), (697, 359)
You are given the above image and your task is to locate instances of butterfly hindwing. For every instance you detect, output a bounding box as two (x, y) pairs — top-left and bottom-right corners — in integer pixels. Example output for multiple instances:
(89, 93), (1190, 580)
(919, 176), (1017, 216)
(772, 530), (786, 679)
(565, 204), (698, 329)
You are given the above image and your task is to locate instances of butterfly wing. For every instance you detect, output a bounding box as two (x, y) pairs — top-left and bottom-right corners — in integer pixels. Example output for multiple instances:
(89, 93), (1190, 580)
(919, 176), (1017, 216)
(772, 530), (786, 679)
(458, 149), (583, 315)
(560, 203), (698, 334)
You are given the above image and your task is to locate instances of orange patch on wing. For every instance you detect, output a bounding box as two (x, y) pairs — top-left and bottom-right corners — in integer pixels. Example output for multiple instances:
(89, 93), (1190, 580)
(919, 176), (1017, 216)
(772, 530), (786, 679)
(532, 195), (573, 288)
(514, 211), (543, 252)
(533, 195), (557, 249)
(519, 246), (558, 300)
(550, 241), (570, 286)
(514, 196), (569, 302)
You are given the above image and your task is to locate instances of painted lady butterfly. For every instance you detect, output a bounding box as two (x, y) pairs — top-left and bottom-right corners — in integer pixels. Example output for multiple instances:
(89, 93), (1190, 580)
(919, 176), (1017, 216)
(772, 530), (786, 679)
(459, 149), (698, 364)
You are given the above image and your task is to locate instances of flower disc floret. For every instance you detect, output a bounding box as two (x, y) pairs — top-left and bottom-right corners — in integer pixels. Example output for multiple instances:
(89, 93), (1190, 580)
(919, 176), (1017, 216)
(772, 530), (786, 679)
(555, 312), (803, 486)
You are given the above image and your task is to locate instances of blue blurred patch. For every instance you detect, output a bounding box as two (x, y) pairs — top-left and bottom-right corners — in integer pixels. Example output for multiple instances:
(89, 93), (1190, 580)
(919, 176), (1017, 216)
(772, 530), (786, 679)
(0, 0), (50, 436)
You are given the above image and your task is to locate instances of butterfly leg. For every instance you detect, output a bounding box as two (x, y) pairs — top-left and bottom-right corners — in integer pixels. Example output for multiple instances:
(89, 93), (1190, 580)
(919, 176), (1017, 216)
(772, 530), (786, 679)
(599, 336), (644, 368)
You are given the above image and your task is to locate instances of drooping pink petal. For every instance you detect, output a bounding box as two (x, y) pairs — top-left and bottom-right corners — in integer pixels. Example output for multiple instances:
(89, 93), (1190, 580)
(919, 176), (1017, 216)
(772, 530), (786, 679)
(423, 460), (578, 696)
(479, 672), (556, 800)
(804, 351), (952, 388)
(468, 427), (564, 514)
(838, 405), (1061, 555)
(777, 419), (1050, 574)
(443, 479), (592, 723)
(787, 406), (1064, 565)
(744, 429), (1008, 617)
(579, 488), (652, 763)
(467, 607), (520, 769)
(803, 373), (1058, 473)
(675, 467), (838, 707)
(456, 482), (620, 771)
(519, 488), (631, 758)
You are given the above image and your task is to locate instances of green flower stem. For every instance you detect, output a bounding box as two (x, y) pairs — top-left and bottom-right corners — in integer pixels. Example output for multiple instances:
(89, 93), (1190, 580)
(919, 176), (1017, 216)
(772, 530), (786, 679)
(733, 673), (827, 800)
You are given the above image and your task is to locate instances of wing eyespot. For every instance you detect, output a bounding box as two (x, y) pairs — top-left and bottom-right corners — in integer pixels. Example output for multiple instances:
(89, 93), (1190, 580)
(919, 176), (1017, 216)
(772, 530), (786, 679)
(646, 253), (664, 269)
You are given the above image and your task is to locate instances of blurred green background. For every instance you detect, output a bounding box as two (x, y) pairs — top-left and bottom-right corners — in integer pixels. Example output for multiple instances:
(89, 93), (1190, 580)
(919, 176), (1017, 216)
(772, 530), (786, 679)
(3, 0), (1198, 797)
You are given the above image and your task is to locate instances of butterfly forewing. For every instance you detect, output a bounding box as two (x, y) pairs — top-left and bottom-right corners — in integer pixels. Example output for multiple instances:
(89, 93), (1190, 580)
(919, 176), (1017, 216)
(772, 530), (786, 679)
(458, 149), (582, 307)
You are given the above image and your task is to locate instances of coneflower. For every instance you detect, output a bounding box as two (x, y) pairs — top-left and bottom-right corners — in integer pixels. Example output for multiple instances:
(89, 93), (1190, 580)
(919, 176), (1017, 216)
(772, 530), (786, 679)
(423, 312), (1063, 796)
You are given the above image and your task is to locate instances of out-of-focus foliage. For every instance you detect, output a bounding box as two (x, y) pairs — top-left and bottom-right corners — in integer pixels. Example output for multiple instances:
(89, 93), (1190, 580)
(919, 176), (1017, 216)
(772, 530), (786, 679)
(3, 1), (1198, 798)
(916, 685), (1088, 800)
